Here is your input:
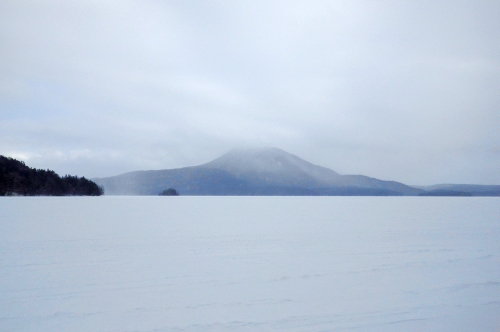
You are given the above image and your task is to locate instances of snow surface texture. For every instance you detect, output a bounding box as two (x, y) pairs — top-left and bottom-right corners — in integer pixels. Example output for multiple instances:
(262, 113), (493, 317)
(1, 197), (499, 332)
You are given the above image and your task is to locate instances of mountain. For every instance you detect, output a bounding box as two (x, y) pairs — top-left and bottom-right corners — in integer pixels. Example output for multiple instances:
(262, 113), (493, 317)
(202, 148), (421, 194)
(94, 147), (423, 196)
(0, 155), (103, 196)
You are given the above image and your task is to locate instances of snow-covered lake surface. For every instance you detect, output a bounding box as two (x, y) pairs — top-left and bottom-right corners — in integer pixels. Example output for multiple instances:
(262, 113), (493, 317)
(1, 197), (499, 332)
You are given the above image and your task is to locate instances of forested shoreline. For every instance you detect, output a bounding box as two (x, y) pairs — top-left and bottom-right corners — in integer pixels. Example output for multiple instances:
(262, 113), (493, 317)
(0, 156), (103, 196)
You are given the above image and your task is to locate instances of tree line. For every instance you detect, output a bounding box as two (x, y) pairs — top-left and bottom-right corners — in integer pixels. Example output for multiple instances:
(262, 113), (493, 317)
(0, 156), (103, 196)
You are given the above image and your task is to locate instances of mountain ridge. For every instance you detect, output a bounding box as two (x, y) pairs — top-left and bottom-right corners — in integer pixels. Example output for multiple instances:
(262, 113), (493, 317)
(94, 147), (423, 196)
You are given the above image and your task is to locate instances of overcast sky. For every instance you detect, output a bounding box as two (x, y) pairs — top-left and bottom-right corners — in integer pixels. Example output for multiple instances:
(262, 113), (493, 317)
(1, 0), (499, 185)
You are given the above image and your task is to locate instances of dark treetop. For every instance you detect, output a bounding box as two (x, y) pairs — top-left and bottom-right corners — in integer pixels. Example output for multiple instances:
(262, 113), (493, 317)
(0, 156), (103, 196)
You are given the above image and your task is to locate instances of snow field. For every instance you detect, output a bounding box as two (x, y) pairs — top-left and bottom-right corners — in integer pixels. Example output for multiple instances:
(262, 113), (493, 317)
(1, 197), (499, 331)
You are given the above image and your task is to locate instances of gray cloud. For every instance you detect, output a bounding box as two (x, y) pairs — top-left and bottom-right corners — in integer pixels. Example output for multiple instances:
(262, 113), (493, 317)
(1, 0), (499, 184)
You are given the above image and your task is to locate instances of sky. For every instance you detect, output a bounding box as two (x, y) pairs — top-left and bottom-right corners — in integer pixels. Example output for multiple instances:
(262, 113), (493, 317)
(1, 0), (499, 185)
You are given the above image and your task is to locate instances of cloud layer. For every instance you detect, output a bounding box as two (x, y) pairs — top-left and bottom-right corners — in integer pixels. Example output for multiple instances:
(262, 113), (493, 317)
(1, 0), (499, 184)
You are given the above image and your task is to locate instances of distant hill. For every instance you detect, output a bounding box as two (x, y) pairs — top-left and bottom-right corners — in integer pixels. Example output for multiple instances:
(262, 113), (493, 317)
(0, 156), (103, 196)
(94, 147), (423, 196)
(418, 189), (473, 196)
(415, 184), (500, 197)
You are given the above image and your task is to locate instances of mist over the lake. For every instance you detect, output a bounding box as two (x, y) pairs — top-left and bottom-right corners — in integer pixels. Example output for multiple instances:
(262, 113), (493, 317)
(1, 1), (499, 185)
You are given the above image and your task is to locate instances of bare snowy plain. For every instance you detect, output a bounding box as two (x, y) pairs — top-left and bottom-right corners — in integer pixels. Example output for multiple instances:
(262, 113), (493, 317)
(1, 197), (499, 332)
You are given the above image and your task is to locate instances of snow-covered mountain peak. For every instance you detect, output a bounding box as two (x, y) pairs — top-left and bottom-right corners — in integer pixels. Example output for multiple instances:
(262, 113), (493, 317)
(202, 147), (340, 185)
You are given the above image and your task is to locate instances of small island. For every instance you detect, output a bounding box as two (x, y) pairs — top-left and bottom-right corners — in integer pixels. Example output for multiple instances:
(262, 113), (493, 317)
(0, 156), (103, 196)
(159, 188), (179, 196)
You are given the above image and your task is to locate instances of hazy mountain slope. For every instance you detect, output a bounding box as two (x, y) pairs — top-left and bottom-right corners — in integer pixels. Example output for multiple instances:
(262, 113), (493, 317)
(95, 167), (251, 195)
(338, 175), (423, 195)
(95, 147), (424, 195)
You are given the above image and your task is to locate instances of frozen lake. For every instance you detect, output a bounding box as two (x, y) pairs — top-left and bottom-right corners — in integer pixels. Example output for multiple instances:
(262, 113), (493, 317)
(1, 197), (499, 331)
